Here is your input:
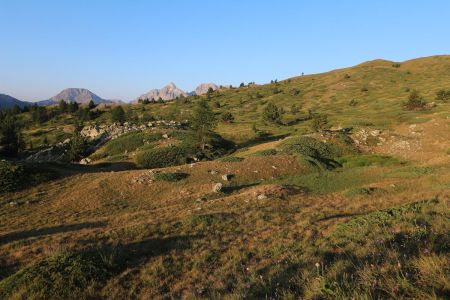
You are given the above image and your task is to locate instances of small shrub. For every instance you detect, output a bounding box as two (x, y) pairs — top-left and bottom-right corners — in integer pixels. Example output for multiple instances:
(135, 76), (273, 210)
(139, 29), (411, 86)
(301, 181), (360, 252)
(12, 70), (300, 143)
(290, 103), (300, 114)
(281, 136), (333, 158)
(392, 63), (401, 68)
(219, 156), (244, 162)
(0, 161), (58, 193)
(338, 154), (402, 168)
(0, 252), (111, 300)
(0, 161), (26, 192)
(153, 172), (189, 182)
(435, 89), (450, 101)
(110, 106), (126, 124)
(280, 136), (340, 170)
(310, 113), (331, 132)
(221, 112), (235, 123)
(349, 99), (358, 106)
(344, 186), (385, 197)
(103, 132), (162, 156)
(404, 90), (427, 110)
(251, 148), (278, 157)
(136, 146), (187, 168)
(263, 103), (281, 124)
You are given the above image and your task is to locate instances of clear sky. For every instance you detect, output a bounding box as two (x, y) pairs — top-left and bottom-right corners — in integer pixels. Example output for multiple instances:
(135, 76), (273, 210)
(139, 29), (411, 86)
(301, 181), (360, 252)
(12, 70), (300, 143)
(1, 0), (449, 102)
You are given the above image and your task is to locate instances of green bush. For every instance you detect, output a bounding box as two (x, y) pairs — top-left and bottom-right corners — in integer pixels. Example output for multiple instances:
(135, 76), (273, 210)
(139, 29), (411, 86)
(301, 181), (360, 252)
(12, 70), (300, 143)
(135, 130), (234, 168)
(0, 252), (111, 300)
(262, 103), (281, 124)
(435, 89), (450, 101)
(330, 198), (438, 244)
(310, 113), (331, 132)
(103, 132), (162, 156)
(404, 90), (427, 110)
(251, 148), (278, 157)
(0, 161), (26, 193)
(281, 136), (334, 159)
(67, 132), (87, 162)
(172, 130), (235, 160)
(136, 146), (187, 168)
(344, 186), (385, 197)
(0, 161), (58, 193)
(221, 112), (235, 123)
(280, 136), (353, 170)
(338, 154), (402, 168)
(153, 172), (189, 182)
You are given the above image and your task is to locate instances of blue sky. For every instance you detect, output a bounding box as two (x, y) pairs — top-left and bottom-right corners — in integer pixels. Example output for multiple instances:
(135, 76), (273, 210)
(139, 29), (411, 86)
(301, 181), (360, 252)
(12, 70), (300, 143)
(1, 1), (449, 101)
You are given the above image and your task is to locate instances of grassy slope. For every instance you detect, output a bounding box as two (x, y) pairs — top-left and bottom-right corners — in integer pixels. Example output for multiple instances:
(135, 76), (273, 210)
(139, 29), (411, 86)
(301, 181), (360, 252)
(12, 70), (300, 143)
(1, 55), (450, 299)
(138, 55), (450, 144)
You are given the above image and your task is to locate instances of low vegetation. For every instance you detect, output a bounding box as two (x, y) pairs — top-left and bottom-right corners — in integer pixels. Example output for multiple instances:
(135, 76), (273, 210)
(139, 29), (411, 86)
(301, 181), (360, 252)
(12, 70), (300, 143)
(153, 172), (189, 182)
(0, 161), (59, 193)
(1, 55), (449, 299)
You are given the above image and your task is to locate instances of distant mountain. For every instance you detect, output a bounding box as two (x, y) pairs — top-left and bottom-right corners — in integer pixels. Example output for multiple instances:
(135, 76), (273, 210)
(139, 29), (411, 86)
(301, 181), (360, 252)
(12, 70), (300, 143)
(136, 83), (187, 102)
(0, 93), (31, 109)
(45, 88), (114, 105)
(36, 99), (58, 106)
(195, 83), (219, 95)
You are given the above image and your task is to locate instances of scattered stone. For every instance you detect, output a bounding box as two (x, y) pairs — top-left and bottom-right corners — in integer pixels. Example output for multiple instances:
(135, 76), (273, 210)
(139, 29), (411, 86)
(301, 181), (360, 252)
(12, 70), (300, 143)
(257, 194), (267, 200)
(251, 184), (303, 200)
(212, 183), (223, 193)
(9, 201), (18, 207)
(162, 133), (169, 139)
(209, 170), (218, 175)
(221, 174), (233, 181)
(79, 157), (92, 165)
(196, 197), (207, 203)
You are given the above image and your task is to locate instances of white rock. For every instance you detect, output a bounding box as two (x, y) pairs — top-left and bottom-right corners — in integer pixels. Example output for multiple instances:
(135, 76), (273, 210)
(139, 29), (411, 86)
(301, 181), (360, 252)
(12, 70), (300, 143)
(257, 194), (267, 200)
(222, 174), (232, 181)
(213, 183), (223, 193)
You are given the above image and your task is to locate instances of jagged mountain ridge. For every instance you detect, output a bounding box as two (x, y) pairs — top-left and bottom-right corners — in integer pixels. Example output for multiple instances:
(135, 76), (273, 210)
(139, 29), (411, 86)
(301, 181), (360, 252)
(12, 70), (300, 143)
(136, 82), (220, 102)
(136, 83), (188, 102)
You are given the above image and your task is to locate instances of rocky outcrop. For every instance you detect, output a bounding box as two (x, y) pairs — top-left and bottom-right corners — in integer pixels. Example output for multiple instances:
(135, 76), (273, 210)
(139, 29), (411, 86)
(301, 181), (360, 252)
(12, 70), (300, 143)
(26, 120), (188, 163)
(25, 139), (71, 162)
(80, 120), (187, 143)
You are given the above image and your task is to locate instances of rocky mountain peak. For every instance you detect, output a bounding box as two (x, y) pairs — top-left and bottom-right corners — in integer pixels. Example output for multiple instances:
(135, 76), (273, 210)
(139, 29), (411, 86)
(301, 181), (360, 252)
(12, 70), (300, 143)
(195, 83), (219, 95)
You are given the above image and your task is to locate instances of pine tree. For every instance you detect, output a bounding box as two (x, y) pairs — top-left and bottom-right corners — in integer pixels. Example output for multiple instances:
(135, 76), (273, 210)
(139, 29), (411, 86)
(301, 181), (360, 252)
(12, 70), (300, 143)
(59, 99), (68, 113)
(111, 106), (126, 124)
(0, 115), (22, 157)
(88, 100), (96, 110)
(190, 99), (217, 151)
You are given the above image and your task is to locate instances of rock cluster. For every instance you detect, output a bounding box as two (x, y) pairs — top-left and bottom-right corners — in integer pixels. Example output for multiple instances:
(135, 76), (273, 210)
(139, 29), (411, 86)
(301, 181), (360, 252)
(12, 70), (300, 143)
(25, 139), (71, 162)
(80, 120), (187, 143)
(131, 170), (158, 184)
(352, 128), (382, 146)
